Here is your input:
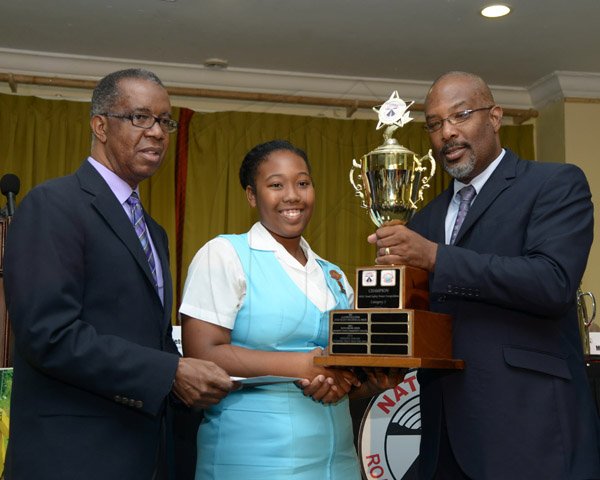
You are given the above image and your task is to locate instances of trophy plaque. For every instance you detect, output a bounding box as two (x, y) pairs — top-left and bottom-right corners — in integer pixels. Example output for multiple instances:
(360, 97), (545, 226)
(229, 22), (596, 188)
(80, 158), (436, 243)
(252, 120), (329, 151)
(315, 92), (463, 370)
(355, 265), (429, 310)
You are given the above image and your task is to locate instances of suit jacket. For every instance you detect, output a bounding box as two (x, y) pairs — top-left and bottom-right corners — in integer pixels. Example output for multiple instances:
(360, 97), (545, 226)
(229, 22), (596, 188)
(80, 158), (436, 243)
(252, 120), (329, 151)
(409, 150), (600, 479)
(3, 160), (180, 480)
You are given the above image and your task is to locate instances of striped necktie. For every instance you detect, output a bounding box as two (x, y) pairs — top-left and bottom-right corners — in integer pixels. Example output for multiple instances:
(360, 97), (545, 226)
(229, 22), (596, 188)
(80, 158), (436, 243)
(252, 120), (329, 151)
(450, 185), (476, 245)
(126, 192), (158, 289)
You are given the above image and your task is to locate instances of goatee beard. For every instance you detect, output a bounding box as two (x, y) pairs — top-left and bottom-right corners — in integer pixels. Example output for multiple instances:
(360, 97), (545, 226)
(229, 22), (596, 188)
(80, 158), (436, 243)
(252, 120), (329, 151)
(443, 152), (476, 182)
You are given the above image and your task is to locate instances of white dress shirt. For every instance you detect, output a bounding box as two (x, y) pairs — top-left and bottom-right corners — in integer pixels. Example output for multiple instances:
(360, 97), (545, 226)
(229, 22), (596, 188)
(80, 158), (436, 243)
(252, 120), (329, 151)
(444, 149), (506, 244)
(179, 222), (353, 330)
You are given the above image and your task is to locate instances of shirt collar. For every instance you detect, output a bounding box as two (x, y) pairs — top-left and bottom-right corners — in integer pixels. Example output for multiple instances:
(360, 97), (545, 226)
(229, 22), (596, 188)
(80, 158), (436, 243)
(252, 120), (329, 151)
(247, 222), (320, 271)
(87, 156), (138, 204)
(452, 148), (505, 197)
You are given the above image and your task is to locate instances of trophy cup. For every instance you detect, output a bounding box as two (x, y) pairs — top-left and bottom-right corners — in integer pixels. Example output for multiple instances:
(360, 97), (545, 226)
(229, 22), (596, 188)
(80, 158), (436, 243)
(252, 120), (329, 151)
(315, 92), (463, 370)
(349, 92), (435, 313)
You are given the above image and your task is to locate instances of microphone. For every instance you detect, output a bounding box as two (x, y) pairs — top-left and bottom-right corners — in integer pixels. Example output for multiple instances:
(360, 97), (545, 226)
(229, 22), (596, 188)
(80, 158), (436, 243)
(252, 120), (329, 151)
(1, 173), (20, 217)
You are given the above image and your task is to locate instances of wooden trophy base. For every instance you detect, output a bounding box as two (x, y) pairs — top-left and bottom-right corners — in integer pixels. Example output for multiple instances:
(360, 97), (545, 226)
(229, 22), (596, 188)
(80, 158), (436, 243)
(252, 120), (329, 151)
(316, 308), (464, 370)
(314, 355), (464, 369)
(318, 261), (464, 370)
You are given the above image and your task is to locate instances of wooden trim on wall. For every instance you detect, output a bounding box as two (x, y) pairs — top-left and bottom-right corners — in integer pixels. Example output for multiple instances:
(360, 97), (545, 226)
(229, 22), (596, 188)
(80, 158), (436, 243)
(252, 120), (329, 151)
(0, 72), (538, 123)
(564, 97), (600, 104)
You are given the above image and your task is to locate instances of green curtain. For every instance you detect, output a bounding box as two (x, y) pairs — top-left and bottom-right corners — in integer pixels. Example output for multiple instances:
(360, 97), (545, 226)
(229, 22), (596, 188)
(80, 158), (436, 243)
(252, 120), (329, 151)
(0, 94), (92, 191)
(183, 110), (534, 281)
(0, 92), (534, 316)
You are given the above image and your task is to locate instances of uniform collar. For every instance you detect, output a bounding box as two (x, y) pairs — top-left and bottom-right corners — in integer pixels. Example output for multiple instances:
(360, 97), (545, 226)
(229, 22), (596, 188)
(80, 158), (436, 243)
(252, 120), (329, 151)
(247, 222), (320, 272)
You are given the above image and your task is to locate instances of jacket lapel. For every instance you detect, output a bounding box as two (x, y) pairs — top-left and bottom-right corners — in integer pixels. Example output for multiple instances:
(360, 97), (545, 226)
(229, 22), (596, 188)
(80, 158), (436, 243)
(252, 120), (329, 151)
(453, 149), (518, 245)
(76, 161), (163, 301)
(430, 187), (454, 243)
(146, 216), (173, 323)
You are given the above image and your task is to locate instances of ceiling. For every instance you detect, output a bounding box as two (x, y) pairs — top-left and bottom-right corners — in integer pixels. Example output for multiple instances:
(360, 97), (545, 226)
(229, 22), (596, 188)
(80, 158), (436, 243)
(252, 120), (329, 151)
(1, 0), (599, 109)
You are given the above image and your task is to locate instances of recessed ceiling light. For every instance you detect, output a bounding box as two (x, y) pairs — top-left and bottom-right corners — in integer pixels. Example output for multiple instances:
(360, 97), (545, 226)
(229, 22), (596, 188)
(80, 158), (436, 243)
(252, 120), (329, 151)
(203, 58), (229, 69)
(481, 4), (511, 18)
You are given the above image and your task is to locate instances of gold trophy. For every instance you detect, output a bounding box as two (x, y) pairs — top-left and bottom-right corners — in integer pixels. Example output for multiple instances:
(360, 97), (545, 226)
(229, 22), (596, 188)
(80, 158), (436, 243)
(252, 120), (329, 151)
(349, 92), (435, 228)
(316, 92), (463, 369)
(349, 92), (435, 312)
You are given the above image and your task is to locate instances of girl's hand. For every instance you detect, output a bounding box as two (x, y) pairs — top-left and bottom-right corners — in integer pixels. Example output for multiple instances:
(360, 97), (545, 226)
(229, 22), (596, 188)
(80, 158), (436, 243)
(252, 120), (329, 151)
(296, 349), (360, 403)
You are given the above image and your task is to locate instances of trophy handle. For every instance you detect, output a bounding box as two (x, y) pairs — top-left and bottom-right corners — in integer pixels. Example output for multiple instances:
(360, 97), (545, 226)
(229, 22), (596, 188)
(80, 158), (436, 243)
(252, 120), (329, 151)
(418, 150), (436, 189)
(350, 158), (368, 209)
(578, 289), (597, 328)
(408, 150), (437, 208)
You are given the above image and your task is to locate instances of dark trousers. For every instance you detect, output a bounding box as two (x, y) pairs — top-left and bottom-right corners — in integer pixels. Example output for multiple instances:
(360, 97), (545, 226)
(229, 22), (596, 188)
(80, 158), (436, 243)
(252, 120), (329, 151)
(433, 412), (471, 480)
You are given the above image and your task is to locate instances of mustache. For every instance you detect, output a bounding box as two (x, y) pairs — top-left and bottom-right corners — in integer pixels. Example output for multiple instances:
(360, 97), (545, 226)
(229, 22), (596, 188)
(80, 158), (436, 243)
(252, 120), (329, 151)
(441, 141), (469, 156)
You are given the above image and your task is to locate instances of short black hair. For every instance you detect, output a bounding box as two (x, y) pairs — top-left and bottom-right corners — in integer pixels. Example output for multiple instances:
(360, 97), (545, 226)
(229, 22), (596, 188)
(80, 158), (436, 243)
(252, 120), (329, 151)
(91, 68), (164, 117)
(239, 140), (311, 190)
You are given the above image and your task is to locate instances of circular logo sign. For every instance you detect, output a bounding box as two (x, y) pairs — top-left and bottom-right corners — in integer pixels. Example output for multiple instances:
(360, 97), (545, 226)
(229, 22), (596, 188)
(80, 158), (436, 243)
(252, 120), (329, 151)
(377, 100), (407, 126)
(359, 370), (421, 479)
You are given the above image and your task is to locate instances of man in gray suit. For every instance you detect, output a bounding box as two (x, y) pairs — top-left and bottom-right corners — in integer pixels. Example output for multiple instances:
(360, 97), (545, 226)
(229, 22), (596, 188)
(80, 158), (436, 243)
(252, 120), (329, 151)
(4, 68), (235, 479)
(370, 71), (600, 479)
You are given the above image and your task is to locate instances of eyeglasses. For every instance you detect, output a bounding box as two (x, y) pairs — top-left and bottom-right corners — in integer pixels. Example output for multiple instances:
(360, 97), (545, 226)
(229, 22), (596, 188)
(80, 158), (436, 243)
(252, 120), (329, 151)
(101, 113), (179, 133)
(423, 106), (495, 133)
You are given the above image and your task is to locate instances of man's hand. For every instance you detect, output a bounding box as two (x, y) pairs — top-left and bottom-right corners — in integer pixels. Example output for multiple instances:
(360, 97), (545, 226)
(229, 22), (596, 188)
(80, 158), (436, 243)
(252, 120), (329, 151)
(350, 368), (408, 399)
(172, 357), (235, 409)
(367, 224), (438, 271)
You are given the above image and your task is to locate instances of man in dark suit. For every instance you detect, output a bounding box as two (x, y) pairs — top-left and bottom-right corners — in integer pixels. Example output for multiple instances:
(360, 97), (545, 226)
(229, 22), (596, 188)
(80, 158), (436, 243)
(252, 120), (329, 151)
(369, 71), (600, 479)
(3, 69), (235, 479)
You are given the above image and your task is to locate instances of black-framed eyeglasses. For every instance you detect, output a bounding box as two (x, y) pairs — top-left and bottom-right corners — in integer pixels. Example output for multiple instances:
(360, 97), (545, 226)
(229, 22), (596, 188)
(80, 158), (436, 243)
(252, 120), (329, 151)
(423, 106), (495, 133)
(101, 112), (179, 133)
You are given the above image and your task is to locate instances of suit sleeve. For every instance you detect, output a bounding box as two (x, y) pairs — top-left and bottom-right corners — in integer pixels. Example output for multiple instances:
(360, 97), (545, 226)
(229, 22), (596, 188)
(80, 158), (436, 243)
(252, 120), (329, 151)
(4, 184), (180, 416)
(431, 164), (593, 316)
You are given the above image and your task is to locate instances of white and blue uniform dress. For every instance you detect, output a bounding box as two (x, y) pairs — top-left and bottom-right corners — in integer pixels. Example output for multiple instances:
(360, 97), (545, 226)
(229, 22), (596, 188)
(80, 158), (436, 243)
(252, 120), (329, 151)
(181, 226), (360, 480)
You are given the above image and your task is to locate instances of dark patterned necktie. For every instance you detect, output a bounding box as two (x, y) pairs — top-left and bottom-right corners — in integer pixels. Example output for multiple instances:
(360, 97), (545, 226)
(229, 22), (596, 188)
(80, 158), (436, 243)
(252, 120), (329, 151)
(450, 185), (476, 245)
(126, 192), (158, 288)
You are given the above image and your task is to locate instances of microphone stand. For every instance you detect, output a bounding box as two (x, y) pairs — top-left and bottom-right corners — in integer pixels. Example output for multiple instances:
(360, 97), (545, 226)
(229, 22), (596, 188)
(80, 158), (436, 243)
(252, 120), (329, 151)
(0, 200), (14, 368)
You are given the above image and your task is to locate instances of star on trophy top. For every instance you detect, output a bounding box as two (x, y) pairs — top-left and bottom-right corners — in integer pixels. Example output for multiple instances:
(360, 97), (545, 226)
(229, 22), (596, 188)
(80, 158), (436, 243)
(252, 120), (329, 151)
(373, 91), (414, 139)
